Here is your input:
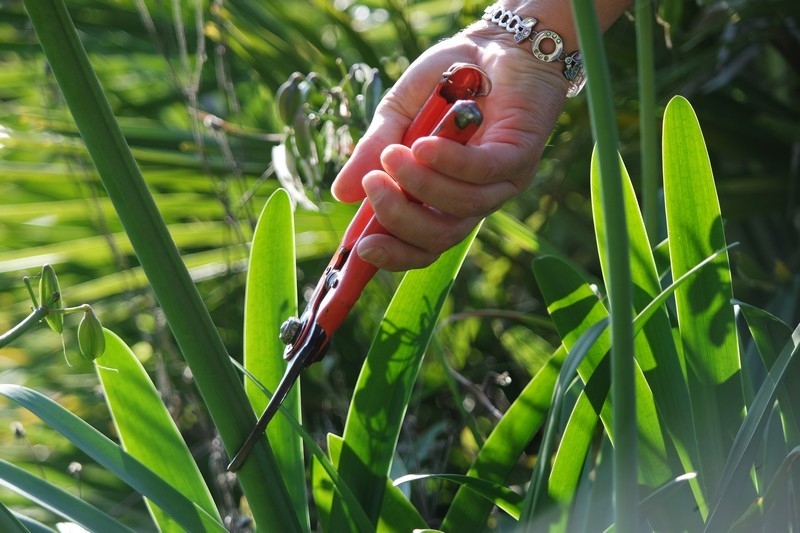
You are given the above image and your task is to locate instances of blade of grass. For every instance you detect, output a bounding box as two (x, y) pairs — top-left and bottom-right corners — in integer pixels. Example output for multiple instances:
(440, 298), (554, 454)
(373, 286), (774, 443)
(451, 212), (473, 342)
(0, 385), (225, 532)
(328, 225), (481, 529)
(20, 2), (299, 528)
(663, 95), (745, 504)
(570, 1), (637, 528)
(95, 329), (222, 532)
(243, 189), (308, 531)
(0, 459), (134, 533)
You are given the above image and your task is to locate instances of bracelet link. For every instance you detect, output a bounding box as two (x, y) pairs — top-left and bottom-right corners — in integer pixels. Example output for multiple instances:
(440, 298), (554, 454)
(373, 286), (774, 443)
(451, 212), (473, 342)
(482, 4), (586, 97)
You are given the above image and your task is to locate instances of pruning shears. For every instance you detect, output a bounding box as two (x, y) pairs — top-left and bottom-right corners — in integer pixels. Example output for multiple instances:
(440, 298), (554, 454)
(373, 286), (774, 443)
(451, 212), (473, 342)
(228, 63), (491, 472)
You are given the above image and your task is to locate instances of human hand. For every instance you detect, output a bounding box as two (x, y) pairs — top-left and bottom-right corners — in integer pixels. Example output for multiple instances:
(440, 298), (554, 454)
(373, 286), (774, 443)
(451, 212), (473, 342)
(331, 9), (573, 271)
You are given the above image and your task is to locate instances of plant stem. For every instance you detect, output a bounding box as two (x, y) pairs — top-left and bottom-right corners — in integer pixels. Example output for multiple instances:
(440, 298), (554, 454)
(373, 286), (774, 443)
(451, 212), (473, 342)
(21, 2), (300, 530)
(0, 307), (48, 349)
(636, 0), (660, 243)
(569, 0), (638, 530)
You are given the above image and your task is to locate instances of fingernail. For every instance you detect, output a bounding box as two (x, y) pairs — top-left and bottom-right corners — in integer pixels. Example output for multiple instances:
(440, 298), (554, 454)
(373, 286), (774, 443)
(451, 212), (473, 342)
(362, 174), (386, 202)
(413, 142), (436, 164)
(358, 245), (387, 267)
(381, 146), (404, 172)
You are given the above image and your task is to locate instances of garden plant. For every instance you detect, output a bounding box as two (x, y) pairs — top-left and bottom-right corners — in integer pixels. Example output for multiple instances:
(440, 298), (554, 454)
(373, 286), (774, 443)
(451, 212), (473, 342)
(0, 0), (798, 531)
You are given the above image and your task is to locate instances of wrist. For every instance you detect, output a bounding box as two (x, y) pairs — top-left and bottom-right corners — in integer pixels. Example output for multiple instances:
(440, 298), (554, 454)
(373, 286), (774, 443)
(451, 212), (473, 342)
(487, 0), (579, 53)
(477, 2), (586, 97)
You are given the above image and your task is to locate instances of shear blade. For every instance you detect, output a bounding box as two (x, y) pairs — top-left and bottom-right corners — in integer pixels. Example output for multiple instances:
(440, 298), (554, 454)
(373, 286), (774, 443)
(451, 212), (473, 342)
(226, 351), (307, 472)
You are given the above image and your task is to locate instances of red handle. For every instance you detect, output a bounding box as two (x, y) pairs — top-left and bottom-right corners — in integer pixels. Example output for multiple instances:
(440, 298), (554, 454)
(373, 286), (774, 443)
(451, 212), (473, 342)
(314, 100), (483, 336)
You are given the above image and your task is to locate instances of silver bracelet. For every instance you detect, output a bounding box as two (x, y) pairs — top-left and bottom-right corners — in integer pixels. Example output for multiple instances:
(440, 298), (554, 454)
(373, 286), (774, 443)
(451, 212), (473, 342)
(482, 4), (586, 97)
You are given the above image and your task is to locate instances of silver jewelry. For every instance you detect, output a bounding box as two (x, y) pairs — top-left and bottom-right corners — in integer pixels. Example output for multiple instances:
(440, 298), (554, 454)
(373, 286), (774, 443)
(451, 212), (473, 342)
(482, 4), (586, 97)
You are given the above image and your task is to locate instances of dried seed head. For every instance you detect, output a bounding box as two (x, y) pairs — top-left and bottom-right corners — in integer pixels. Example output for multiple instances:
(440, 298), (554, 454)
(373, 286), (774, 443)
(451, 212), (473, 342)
(78, 308), (106, 361)
(68, 461), (82, 478)
(10, 421), (25, 440)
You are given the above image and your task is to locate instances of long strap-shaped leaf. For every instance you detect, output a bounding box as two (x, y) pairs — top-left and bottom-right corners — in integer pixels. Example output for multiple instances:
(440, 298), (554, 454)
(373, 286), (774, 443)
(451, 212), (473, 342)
(705, 324), (800, 531)
(244, 189), (309, 530)
(0, 459), (133, 533)
(327, 225), (481, 528)
(0, 385), (224, 532)
(0, 498), (33, 533)
(592, 150), (705, 518)
(95, 330), (222, 532)
(663, 96), (745, 501)
(440, 346), (566, 531)
(20, 2), (299, 529)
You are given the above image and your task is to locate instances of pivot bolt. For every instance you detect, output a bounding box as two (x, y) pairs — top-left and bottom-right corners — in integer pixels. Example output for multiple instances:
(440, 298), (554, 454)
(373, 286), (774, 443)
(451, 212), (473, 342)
(279, 317), (302, 345)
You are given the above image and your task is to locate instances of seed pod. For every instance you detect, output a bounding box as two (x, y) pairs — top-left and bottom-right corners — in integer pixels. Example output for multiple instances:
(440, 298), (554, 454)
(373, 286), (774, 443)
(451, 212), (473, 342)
(78, 308), (106, 361)
(39, 264), (64, 334)
(276, 72), (304, 126)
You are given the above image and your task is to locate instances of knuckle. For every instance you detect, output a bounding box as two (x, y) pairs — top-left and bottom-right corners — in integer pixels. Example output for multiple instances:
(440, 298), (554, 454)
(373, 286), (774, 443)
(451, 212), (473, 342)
(424, 225), (464, 255)
(453, 195), (489, 218)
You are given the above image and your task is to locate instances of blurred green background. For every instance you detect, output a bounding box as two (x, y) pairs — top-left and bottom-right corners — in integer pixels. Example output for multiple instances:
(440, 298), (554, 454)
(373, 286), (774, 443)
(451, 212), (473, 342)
(0, 0), (797, 528)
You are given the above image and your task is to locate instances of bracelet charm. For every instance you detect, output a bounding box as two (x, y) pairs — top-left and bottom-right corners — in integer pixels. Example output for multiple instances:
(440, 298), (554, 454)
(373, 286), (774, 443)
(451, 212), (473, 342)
(482, 4), (586, 97)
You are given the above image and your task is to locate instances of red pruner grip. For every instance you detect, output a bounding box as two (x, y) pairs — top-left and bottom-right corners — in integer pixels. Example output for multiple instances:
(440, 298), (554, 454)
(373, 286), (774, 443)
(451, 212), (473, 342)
(227, 64), (491, 472)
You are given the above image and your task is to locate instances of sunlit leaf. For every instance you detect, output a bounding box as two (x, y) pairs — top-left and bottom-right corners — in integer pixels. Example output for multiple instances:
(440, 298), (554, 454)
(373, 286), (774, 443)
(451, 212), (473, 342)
(243, 189), (308, 529)
(95, 330), (221, 532)
(0, 385), (225, 532)
(441, 346), (565, 531)
(591, 149), (703, 519)
(663, 95), (745, 501)
(328, 225), (481, 528)
(395, 473), (522, 519)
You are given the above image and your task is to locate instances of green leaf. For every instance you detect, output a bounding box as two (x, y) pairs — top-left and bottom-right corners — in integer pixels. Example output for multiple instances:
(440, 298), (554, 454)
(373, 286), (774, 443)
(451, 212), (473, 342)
(0, 498), (30, 533)
(591, 150), (704, 516)
(522, 318), (609, 521)
(532, 256), (668, 495)
(329, 225), (481, 528)
(12, 512), (53, 533)
(395, 473), (522, 519)
(20, 3), (300, 529)
(736, 301), (800, 442)
(705, 324), (800, 531)
(243, 189), (308, 530)
(639, 473), (698, 521)
(95, 330), (222, 532)
(663, 95), (745, 499)
(0, 385), (225, 532)
(0, 459), (133, 532)
(312, 434), (426, 533)
(441, 345), (565, 531)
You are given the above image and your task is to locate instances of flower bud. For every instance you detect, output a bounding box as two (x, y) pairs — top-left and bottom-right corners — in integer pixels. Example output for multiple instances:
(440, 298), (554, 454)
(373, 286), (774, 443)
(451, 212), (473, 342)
(39, 264), (64, 334)
(78, 308), (106, 360)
